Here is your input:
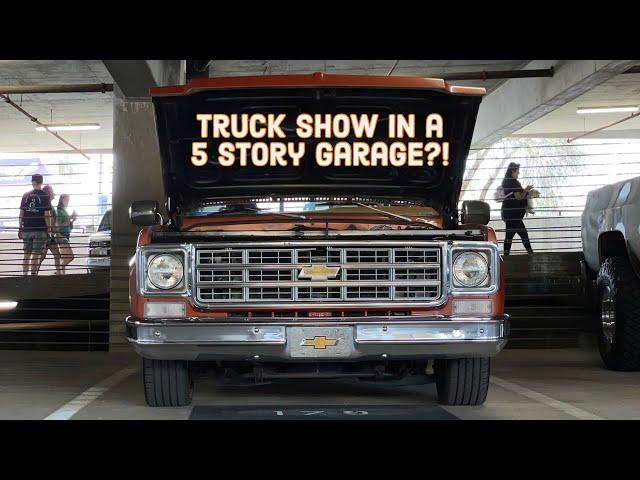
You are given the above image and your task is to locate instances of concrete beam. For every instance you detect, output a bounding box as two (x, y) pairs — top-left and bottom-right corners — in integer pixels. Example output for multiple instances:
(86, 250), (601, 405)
(102, 60), (185, 99)
(471, 60), (640, 148)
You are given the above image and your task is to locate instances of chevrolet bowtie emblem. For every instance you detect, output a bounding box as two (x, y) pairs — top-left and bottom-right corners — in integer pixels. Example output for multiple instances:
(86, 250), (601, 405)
(301, 336), (338, 349)
(298, 265), (340, 281)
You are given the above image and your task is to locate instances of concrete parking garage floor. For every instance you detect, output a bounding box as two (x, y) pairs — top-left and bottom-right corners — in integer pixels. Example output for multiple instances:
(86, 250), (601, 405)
(1, 347), (639, 420)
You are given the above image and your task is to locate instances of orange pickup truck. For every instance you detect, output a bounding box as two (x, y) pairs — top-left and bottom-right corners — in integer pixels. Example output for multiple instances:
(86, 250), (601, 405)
(126, 73), (508, 407)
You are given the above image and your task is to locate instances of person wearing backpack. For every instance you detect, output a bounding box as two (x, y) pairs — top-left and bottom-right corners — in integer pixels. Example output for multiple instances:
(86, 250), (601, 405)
(500, 162), (538, 255)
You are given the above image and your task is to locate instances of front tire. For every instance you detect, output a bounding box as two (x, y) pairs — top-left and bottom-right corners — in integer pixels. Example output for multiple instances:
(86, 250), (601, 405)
(434, 357), (490, 406)
(143, 359), (194, 407)
(596, 256), (640, 371)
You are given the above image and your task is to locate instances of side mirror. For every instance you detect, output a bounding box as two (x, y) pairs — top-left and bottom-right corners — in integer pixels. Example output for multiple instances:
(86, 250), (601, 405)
(129, 200), (161, 226)
(461, 200), (490, 226)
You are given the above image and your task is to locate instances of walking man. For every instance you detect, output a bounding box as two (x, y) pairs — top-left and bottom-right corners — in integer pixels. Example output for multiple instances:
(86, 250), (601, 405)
(18, 174), (53, 275)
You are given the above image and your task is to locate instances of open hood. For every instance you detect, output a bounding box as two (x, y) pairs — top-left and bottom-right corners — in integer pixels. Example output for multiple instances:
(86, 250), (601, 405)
(151, 74), (484, 224)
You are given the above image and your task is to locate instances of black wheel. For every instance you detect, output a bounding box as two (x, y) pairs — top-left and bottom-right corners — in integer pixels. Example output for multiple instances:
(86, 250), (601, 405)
(434, 357), (490, 406)
(596, 256), (640, 371)
(143, 358), (194, 407)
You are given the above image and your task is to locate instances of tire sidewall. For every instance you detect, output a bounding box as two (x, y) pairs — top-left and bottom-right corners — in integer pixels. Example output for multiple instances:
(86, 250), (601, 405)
(596, 264), (616, 360)
(596, 256), (640, 370)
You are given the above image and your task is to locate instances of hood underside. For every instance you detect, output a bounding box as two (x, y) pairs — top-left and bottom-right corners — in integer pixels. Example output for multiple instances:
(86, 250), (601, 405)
(152, 75), (483, 223)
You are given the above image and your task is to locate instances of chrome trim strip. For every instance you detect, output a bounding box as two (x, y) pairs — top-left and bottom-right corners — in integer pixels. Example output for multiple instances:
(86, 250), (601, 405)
(194, 280), (442, 287)
(126, 316), (507, 345)
(127, 315), (451, 325)
(155, 229), (483, 239)
(133, 323), (286, 345)
(195, 262), (442, 269)
(192, 240), (447, 247)
(355, 321), (502, 343)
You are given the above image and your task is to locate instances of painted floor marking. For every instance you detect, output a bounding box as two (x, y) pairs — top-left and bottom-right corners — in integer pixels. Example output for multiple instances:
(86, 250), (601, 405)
(491, 376), (604, 420)
(44, 365), (138, 420)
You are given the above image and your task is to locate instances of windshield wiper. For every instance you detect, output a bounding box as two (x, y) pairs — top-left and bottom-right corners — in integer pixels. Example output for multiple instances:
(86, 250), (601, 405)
(357, 203), (436, 228)
(260, 211), (308, 220)
(201, 205), (307, 220)
(355, 203), (438, 227)
(307, 201), (438, 227)
(356, 203), (414, 223)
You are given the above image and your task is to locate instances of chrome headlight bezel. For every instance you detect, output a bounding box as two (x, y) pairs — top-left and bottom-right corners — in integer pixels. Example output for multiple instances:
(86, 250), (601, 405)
(452, 251), (489, 287)
(147, 254), (184, 290)
(137, 246), (190, 296)
(448, 243), (498, 294)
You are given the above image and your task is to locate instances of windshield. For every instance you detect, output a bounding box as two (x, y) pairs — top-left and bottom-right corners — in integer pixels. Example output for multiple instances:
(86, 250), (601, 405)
(98, 210), (112, 231)
(185, 200), (439, 218)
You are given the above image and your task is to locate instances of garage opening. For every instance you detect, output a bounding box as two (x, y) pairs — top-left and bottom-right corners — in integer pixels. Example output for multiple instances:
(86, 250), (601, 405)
(461, 137), (640, 347)
(0, 60), (113, 350)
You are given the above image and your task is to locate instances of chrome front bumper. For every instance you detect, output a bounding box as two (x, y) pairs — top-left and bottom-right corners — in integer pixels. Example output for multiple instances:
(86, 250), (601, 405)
(126, 315), (509, 361)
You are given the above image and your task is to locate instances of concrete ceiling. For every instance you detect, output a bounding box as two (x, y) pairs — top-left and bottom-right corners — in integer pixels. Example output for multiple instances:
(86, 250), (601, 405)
(513, 72), (640, 139)
(0, 60), (527, 153)
(6, 59), (639, 153)
(0, 60), (113, 153)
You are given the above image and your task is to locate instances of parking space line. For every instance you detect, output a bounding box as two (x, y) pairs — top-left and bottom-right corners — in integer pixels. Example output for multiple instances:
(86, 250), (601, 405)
(491, 376), (604, 420)
(44, 365), (139, 420)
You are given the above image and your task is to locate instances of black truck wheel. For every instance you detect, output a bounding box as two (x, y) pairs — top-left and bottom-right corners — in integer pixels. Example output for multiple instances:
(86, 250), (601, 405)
(143, 358), (194, 407)
(434, 357), (490, 406)
(596, 256), (640, 371)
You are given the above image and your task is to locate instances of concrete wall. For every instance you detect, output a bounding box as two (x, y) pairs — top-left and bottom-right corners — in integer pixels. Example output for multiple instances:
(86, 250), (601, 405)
(109, 87), (166, 347)
(107, 60), (185, 349)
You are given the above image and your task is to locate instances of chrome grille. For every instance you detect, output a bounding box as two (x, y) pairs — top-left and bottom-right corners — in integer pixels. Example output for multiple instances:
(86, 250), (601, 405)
(247, 250), (293, 264)
(248, 269), (293, 282)
(247, 287), (293, 300)
(345, 268), (391, 281)
(345, 248), (390, 263)
(395, 285), (439, 299)
(195, 244), (442, 305)
(198, 269), (243, 283)
(346, 286), (391, 299)
(298, 287), (342, 300)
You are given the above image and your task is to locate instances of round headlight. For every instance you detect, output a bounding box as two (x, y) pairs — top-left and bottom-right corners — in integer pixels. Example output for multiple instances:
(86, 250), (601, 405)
(453, 252), (488, 287)
(147, 254), (184, 290)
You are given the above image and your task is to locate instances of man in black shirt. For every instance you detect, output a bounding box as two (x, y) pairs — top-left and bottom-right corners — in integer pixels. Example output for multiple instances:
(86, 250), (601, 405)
(18, 174), (52, 275)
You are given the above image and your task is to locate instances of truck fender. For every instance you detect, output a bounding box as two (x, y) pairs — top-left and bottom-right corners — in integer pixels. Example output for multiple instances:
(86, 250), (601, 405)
(598, 230), (640, 279)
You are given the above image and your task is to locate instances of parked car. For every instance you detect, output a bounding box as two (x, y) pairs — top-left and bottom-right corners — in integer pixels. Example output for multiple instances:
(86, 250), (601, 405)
(87, 209), (111, 273)
(126, 73), (508, 407)
(582, 177), (640, 371)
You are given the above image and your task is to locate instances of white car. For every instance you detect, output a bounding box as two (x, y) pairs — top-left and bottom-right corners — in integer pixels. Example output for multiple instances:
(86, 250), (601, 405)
(87, 210), (111, 273)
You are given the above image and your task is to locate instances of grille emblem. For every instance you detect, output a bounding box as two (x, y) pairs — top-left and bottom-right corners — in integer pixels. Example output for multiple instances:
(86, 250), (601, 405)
(298, 265), (340, 281)
(301, 336), (338, 349)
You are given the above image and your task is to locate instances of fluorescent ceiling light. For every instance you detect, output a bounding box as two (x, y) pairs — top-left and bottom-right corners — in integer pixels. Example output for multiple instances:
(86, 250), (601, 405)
(576, 106), (639, 114)
(35, 123), (101, 132)
(0, 301), (17, 311)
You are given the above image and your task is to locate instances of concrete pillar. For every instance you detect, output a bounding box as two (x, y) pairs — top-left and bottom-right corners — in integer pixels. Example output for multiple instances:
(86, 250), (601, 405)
(106, 60), (185, 349)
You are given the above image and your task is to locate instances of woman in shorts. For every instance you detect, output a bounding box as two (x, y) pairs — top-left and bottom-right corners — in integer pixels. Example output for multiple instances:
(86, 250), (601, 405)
(41, 185), (62, 274)
(55, 194), (76, 274)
